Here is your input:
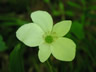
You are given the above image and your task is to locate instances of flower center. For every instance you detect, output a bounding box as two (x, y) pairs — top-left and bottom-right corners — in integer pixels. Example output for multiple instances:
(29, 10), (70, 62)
(45, 35), (53, 43)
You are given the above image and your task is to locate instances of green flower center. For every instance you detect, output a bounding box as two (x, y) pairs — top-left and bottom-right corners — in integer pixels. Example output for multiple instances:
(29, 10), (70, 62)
(45, 35), (53, 43)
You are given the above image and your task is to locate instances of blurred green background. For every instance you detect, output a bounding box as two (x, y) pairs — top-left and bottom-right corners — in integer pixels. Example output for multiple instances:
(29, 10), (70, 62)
(0, 0), (96, 72)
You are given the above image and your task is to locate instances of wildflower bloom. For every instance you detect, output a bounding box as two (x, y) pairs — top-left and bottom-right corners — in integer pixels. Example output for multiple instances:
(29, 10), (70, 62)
(16, 11), (76, 62)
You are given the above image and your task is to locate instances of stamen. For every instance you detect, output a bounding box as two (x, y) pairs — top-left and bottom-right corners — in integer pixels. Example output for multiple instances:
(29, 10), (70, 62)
(45, 35), (53, 43)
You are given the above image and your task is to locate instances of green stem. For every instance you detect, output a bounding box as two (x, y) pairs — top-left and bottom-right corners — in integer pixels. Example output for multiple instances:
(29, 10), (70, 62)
(46, 60), (53, 72)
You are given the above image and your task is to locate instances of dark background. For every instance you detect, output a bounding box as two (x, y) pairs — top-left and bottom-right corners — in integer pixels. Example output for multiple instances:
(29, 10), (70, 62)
(0, 0), (96, 72)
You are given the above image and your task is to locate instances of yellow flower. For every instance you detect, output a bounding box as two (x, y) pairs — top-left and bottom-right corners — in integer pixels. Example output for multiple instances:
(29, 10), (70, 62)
(16, 10), (76, 62)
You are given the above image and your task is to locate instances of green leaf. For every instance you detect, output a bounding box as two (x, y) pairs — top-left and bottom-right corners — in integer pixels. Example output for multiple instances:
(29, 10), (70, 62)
(67, 1), (81, 9)
(87, 13), (96, 19)
(43, 0), (50, 3)
(59, 2), (64, 11)
(71, 21), (85, 39)
(52, 10), (61, 16)
(81, 0), (86, 5)
(9, 44), (25, 72)
(0, 15), (28, 26)
(65, 10), (75, 16)
(88, 6), (96, 10)
(0, 35), (7, 51)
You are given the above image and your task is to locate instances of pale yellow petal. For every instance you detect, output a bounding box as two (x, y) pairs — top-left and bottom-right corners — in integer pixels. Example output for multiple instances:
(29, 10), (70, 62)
(51, 37), (76, 61)
(16, 23), (44, 47)
(38, 43), (51, 62)
(31, 11), (53, 32)
(52, 20), (72, 37)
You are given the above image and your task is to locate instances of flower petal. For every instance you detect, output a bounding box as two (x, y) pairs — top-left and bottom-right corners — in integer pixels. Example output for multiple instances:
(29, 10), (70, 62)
(51, 37), (76, 61)
(52, 20), (72, 37)
(31, 11), (53, 32)
(16, 23), (44, 47)
(38, 43), (51, 62)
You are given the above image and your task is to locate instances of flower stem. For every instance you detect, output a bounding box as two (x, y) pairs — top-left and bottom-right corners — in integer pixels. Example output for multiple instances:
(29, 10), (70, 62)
(46, 60), (53, 72)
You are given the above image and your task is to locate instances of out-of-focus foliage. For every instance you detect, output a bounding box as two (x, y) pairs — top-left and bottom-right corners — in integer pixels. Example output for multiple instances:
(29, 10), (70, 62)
(9, 44), (25, 72)
(71, 21), (85, 39)
(0, 0), (96, 72)
(0, 35), (7, 51)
